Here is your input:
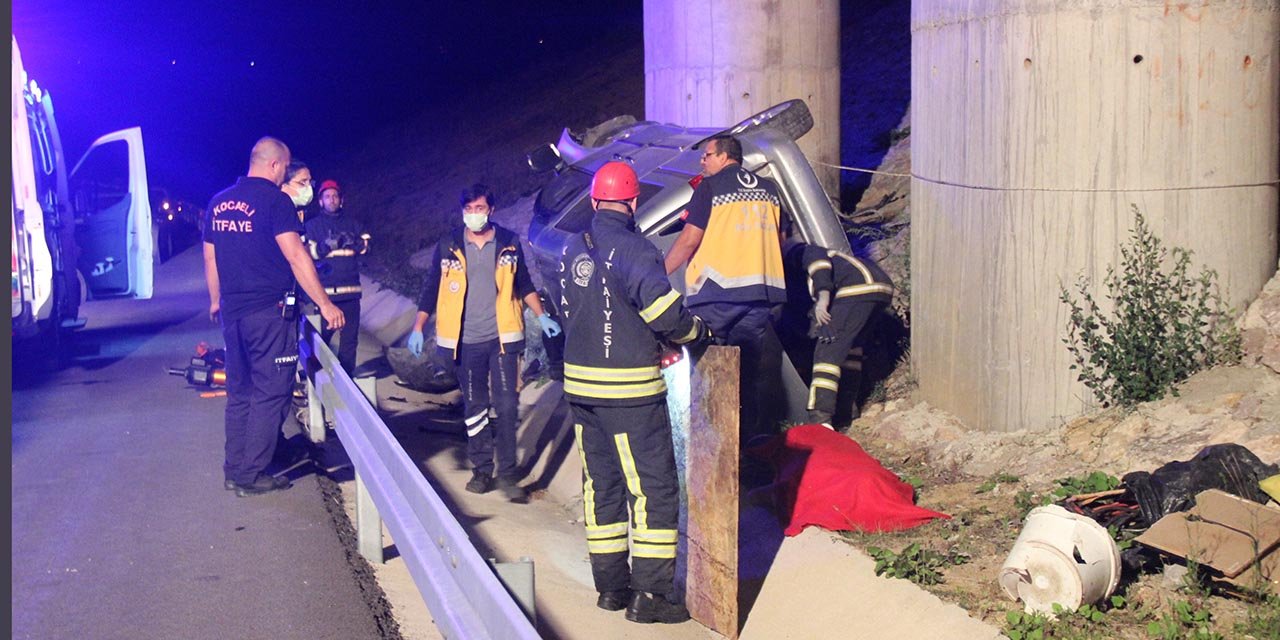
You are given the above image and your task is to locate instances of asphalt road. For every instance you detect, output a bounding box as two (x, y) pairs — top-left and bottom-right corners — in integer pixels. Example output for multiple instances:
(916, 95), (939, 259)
(11, 247), (384, 639)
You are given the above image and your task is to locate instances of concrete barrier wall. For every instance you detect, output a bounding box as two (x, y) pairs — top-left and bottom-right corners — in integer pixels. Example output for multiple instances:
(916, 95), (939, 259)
(911, 1), (1280, 432)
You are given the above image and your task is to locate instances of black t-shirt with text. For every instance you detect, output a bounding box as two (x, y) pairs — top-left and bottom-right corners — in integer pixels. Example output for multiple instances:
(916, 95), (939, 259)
(203, 176), (303, 320)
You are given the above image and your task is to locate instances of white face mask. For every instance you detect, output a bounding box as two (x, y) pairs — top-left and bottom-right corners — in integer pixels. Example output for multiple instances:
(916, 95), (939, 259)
(290, 184), (314, 208)
(463, 213), (489, 232)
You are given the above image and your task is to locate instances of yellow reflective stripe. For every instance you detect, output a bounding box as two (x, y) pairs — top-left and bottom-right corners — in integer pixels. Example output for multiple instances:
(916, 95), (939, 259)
(672, 322), (701, 345)
(639, 289), (681, 323)
(832, 251), (874, 283)
(808, 385), (818, 411)
(633, 543), (677, 559)
(575, 424), (597, 529)
(588, 539), (630, 555)
(632, 528), (677, 544)
(806, 260), (832, 276)
(615, 433), (648, 530)
(586, 522), (628, 539)
(324, 285), (362, 295)
(811, 378), (839, 393)
(564, 379), (667, 399)
(327, 248), (357, 257)
(565, 363), (661, 382)
(812, 363), (842, 378)
(835, 283), (894, 299)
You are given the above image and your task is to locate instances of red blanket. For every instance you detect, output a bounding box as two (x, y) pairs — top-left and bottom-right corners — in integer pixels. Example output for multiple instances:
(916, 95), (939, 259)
(753, 425), (949, 536)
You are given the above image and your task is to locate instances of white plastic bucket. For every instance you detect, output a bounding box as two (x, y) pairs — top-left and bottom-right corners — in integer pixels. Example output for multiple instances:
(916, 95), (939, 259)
(999, 504), (1121, 613)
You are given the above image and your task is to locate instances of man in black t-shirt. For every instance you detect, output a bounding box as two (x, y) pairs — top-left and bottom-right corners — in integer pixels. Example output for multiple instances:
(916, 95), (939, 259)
(203, 137), (345, 497)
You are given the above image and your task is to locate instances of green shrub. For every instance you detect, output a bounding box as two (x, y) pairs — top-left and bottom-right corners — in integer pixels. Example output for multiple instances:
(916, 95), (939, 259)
(1059, 206), (1241, 409)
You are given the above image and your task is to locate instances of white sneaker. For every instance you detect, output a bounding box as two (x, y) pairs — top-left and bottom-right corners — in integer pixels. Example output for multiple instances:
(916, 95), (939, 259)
(820, 422), (834, 430)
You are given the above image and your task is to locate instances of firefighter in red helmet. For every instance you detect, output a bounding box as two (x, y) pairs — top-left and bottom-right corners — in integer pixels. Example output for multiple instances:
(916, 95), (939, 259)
(549, 161), (712, 624)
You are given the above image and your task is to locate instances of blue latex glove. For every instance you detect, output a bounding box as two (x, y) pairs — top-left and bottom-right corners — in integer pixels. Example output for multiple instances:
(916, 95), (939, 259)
(407, 330), (425, 357)
(538, 314), (562, 338)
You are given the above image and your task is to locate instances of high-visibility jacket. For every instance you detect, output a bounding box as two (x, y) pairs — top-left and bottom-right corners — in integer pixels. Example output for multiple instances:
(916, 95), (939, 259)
(682, 166), (787, 306)
(553, 210), (706, 407)
(416, 225), (535, 355)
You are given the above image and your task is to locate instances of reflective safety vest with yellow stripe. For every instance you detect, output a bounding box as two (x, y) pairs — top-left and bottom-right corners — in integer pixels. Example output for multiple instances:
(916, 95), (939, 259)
(554, 211), (706, 407)
(416, 226), (535, 356)
(683, 166), (787, 306)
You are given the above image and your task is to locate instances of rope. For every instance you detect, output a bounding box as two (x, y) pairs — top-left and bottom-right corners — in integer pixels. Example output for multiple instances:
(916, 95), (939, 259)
(815, 160), (1280, 194)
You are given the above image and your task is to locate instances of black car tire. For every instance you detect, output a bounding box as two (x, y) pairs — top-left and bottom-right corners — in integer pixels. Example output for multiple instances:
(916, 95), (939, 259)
(726, 99), (813, 141)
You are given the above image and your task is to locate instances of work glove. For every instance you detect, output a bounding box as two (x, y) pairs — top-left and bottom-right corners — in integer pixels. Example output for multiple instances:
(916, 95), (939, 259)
(685, 316), (715, 358)
(813, 290), (832, 326)
(407, 330), (425, 357)
(312, 240), (331, 259)
(537, 314), (562, 338)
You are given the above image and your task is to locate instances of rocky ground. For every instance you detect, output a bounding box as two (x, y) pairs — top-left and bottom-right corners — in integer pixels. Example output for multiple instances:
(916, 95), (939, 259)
(827, 265), (1280, 638)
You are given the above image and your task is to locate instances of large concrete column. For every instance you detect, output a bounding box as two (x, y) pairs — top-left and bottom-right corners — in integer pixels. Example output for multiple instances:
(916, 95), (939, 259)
(912, 1), (1280, 432)
(644, 0), (841, 194)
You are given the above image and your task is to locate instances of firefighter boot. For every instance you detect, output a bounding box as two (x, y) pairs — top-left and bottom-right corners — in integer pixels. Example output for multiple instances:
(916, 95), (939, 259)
(625, 591), (690, 624)
(596, 589), (633, 612)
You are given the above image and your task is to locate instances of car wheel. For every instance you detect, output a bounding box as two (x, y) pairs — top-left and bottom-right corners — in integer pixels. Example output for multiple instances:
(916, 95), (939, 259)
(726, 99), (814, 141)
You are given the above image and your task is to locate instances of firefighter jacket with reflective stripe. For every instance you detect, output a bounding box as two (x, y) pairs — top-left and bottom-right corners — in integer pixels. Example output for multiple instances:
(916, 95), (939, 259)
(682, 166), (787, 306)
(785, 242), (894, 305)
(554, 210), (704, 407)
(416, 224), (535, 356)
(304, 212), (367, 302)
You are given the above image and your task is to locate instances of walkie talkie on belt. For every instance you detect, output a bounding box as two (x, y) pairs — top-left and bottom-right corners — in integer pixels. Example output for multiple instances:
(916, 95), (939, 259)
(280, 285), (299, 320)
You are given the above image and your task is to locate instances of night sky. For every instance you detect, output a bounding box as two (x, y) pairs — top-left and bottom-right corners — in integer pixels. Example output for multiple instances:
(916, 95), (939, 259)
(12, 1), (643, 202)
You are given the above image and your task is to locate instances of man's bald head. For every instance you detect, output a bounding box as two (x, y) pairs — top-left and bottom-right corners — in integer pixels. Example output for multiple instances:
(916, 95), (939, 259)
(248, 136), (291, 185)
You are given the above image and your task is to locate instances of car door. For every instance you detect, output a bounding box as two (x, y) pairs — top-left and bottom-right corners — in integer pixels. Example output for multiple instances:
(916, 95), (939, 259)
(70, 127), (153, 299)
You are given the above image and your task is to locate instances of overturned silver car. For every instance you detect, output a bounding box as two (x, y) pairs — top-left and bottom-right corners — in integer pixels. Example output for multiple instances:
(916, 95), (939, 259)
(526, 99), (852, 424)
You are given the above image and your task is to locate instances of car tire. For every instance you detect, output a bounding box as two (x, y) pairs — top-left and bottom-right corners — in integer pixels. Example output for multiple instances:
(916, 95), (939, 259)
(726, 99), (814, 141)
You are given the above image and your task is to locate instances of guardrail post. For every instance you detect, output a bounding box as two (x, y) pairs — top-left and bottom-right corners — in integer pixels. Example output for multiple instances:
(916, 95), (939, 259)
(355, 471), (384, 564)
(304, 312), (326, 444)
(490, 556), (536, 623)
(355, 376), (376, 406)
(306, 372), (326, 443)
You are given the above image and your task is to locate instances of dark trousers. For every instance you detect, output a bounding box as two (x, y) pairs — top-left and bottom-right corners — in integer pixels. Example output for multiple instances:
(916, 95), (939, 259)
(455, 339), (521, 478)
(809, 300), (882, 421)
(571, 401), (679, 595)
(690, 301), (785, 444)
(222, 305), (298, 485)
(321, 297), (361, 375)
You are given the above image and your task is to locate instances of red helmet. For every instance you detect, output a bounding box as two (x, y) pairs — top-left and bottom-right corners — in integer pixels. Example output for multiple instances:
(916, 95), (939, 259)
(318, 179), (341, 196)
(590, 162), (640, 201)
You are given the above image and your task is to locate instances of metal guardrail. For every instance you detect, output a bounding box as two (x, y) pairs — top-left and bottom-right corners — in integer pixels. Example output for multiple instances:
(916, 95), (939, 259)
(298, 316), (540, 640)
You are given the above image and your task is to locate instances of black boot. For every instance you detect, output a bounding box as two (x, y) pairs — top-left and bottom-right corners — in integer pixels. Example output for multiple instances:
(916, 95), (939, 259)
(625, 591), (690, 624)
(596, 589), (633, 611)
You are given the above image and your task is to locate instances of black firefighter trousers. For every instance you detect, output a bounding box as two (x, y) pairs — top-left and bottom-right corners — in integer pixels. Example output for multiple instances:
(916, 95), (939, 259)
(222, 305), (298, 486)
(809, 300), (883, 421)
(570, 400), (680, 596)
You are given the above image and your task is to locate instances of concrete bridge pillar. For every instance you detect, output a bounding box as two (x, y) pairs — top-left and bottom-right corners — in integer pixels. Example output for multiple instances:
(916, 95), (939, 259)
(911, 1), (1280, 432)
(643, 0), (841, 194)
